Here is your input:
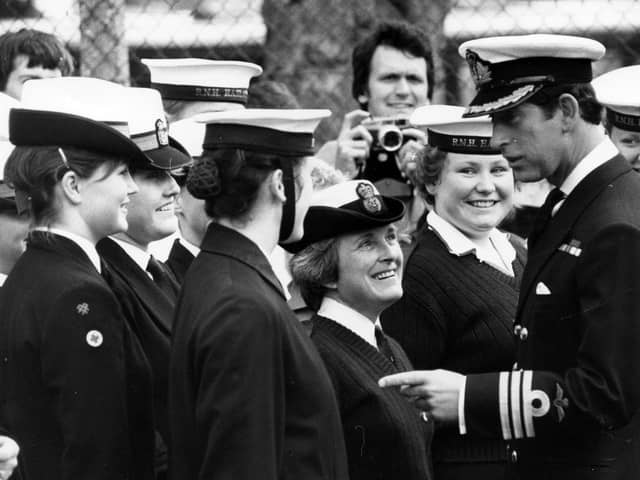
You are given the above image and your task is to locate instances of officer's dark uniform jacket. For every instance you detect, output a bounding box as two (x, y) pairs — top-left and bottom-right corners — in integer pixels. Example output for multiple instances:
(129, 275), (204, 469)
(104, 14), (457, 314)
(96, 236), (179, 456)
(462, 150), (640, 479)
(0, 232), (155, 480)
(166, 237), (196, 285)
(169, 222), (349, 480)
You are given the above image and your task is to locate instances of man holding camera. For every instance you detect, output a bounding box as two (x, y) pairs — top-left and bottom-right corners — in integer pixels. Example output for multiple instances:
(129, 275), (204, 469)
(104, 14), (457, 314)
(317, 21), (433, 243)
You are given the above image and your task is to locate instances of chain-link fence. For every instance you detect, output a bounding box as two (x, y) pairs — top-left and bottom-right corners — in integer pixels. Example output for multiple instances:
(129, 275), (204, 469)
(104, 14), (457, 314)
(2, 0), (640, 142)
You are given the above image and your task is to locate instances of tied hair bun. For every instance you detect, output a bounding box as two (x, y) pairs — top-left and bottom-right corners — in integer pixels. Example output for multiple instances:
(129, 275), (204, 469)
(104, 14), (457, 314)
(186, 156), (222, 199)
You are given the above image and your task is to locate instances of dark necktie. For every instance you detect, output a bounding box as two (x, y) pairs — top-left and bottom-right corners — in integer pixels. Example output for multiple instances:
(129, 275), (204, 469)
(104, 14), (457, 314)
(375, 326), (395, 364)
(528, 188), (566, 248)
(146, 255), (179, 300)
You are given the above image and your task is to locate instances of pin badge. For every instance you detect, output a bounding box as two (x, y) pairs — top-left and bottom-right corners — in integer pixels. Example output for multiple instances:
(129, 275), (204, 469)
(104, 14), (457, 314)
(76, 303), (90, 315)
(356, 182), (383, 214)
(86, 330), (103, 348)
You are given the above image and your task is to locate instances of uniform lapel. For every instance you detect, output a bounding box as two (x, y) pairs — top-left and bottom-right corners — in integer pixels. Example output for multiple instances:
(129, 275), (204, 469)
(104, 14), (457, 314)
(97, 237), (174, 333)
(517, 155), (631, 318)
(200, 223), (286, 299)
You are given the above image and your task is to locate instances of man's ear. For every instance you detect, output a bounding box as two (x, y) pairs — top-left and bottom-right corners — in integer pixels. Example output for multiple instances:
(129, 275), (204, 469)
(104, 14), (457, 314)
(269, 168), (287, 203)
(59, 170), (82, 205)
(425, 181), (438, 197)
(558, 93), (580, 132)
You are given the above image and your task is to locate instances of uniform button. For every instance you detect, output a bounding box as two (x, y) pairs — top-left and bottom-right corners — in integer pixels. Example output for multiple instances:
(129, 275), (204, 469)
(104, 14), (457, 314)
(519, 327), (529, 341)
(512, 362), (519, 370)
(510, 449), (518, 463)
(514, 325), (522, 336)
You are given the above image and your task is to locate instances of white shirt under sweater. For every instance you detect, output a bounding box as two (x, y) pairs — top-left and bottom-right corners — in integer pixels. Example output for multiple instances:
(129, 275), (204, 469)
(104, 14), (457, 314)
(317, 296), (382, 350)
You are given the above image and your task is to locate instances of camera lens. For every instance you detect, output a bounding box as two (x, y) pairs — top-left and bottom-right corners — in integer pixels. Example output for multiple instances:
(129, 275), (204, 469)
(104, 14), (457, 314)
(378, 126), (403, 152)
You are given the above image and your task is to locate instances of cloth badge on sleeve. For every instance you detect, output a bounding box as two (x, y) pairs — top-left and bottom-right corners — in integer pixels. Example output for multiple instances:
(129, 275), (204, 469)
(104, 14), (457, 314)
(558, 239), (582, 257)
(76, 302), (90, 315)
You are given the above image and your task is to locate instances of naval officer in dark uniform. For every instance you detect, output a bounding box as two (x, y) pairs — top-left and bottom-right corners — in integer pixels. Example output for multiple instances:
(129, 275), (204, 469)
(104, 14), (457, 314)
(95, 86), (191, 479)
(380, 34), (640, 479)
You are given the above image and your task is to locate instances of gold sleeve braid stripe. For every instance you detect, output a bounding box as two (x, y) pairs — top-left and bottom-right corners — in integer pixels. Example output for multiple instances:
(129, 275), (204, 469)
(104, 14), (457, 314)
(498, 370), (551, 440)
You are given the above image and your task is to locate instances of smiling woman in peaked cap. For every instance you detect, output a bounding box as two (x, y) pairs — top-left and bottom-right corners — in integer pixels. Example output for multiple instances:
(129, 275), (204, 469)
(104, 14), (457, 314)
(287, 179), (435, 480)
(0, 76), (159, 480)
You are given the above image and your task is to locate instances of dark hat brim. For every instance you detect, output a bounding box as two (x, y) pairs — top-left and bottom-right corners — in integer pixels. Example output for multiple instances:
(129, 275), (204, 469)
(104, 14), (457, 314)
(463, 83), (544, 118)
(282, 195), (406, 254)
(0, 192), (15, 213)
(142, 137), (193, 170)
(9, 109), (150, 167)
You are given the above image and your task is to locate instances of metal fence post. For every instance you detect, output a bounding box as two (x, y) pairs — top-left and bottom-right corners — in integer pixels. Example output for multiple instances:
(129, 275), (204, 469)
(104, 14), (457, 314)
(77, 0), (130, 85)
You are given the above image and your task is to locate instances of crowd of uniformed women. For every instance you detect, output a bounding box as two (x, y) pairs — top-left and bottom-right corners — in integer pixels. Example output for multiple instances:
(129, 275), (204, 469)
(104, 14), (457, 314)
(2, 22), (640, 480)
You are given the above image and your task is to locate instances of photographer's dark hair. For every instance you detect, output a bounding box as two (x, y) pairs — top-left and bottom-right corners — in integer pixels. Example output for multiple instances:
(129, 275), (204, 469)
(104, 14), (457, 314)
(186, 148), (305, 221)
(351, 21), (434, 108)
(0, 28), (74, 91)
(528, 82), (602, 125)
(4, 146), (121, 226)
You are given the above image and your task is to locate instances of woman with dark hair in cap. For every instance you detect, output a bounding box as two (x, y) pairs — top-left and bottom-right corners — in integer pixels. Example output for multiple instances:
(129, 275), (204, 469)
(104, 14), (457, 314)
(0, 77), (159, 480)
(381, 105), (524, 480)
(287, 179), (433, 480)
(169, 108), (349, 480)
(94, 87), (192, 479)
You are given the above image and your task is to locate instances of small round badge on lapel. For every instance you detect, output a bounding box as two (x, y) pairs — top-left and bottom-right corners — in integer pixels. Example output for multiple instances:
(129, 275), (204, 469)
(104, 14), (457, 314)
(86, 330), (103, 348)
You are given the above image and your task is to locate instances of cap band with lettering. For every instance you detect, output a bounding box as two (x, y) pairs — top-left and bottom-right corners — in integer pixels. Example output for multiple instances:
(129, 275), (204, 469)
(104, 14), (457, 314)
(203, 124), (314, 157)
(151, 83), (248, 104)
(427, 129), (500, 155)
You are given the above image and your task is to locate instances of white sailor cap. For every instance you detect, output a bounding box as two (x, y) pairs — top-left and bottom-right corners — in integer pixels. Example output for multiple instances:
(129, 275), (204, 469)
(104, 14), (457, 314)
(458, 34), (605, 117)
(142, 58), (262, 106)
(168, 118), (204, 158)
(193, 108), (331, 156)
(10, 77), (149, 166)
(410, 104), (499, 154)
(592, 65), (640, 132)
(125, 87), (192, 170)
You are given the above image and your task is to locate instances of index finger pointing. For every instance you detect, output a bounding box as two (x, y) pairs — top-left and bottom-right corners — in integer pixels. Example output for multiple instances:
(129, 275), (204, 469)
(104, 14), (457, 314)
(378, 370), (431, 388)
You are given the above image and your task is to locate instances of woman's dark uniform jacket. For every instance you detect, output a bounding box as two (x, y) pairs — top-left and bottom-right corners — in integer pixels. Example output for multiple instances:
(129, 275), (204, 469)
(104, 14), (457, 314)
(462, 155), (640, 479)
(166, 237), (195, 285)
(96, 236), (179, 463)
(169, 222), (349, 480)
(0, 232), (155, 480)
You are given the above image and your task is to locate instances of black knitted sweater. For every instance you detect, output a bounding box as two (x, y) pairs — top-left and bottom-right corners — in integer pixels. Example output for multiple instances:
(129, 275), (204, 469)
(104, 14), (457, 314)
(381, 226), (526, 465)
(311, 315), (434, 480)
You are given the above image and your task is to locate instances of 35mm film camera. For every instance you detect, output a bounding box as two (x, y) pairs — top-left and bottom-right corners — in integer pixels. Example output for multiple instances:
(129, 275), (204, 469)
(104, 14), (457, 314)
(358, 116), (412, 196)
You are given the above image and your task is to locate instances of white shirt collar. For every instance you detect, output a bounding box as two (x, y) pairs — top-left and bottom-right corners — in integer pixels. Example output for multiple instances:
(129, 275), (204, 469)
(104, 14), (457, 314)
(559, 137), (619, 197)
(110, 236), (151, 272)
(0, 272), (6, 286)
(318, 296), (380, 349)
(36, 227), (102, 274)
(427, 210), (516, 276)
(269, 245), (292, 301)
(178, 236), (201, 257)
